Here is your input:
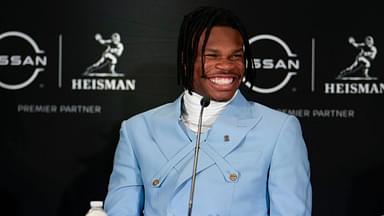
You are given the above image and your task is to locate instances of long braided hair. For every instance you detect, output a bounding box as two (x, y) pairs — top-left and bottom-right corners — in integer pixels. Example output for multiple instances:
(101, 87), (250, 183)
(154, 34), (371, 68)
(177, 6), (255, 92)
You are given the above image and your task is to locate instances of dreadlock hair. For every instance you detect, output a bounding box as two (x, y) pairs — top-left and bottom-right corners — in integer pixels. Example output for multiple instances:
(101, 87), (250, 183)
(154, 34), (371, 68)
(177, 6), (256, 93)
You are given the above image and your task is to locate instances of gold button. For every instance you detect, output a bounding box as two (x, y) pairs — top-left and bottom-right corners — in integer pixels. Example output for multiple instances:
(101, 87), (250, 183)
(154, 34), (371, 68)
(229, 173), (237, 182)
(152, 178), (160, 186)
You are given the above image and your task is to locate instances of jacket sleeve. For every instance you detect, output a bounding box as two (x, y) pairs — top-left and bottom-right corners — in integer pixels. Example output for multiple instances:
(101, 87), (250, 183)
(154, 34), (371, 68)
(268, 115), (312, 216)
(104, 120), (144, 216)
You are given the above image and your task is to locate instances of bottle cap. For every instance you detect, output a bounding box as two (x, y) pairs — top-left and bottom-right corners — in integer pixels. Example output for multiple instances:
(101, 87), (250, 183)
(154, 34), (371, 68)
(90, 201), (103, 208)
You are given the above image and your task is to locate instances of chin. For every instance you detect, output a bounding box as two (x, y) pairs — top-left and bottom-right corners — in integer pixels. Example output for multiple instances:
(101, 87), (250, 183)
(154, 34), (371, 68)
(210, 92), (236, 102)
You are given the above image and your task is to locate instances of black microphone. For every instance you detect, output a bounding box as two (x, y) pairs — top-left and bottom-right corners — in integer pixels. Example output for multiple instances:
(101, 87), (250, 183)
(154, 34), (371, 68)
(188, 96), (210, 216)
(200, 96), (211, 108)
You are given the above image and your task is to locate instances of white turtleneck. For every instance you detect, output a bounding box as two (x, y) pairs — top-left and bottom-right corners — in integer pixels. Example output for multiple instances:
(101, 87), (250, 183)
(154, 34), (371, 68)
(181, 90), (238, 133)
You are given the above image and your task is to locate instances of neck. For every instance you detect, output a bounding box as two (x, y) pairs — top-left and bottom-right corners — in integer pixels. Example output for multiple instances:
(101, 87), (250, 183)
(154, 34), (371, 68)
(181, 90), (237, 133)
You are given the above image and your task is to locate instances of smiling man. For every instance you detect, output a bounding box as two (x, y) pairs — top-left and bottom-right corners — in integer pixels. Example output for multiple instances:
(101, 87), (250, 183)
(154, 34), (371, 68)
(192, 26), (245, 101)
(105, 6), (312, 216)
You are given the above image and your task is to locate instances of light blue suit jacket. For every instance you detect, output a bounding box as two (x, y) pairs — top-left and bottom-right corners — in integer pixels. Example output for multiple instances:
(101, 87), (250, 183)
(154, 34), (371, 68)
(105, 92), (312, 216)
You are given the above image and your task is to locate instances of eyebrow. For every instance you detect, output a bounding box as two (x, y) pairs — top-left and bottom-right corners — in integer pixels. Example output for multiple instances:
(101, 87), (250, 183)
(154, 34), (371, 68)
(204, 48), (244, 53)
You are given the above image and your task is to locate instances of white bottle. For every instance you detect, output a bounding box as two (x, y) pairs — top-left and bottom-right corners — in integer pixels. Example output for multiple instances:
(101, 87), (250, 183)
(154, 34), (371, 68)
(85, 201), (108, 216)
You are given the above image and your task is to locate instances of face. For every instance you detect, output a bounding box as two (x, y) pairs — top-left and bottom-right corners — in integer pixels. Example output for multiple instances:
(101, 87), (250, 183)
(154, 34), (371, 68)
(365, 36), (374, 46)
(192, 26), (245, 102)
(112, 33), (120, 43)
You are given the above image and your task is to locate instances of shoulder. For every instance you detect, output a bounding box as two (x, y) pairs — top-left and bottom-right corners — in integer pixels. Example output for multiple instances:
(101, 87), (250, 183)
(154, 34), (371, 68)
(252, 101), (285, 116)
(232, 92), (297, 126)
(121, 98), (180, 128)
(247, 100), (302, 131)
(250, 100), (291, 120)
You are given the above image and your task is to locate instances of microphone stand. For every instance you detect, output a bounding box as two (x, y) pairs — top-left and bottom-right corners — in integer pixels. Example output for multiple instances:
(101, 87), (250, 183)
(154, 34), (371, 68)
(187, 97), (210, 216)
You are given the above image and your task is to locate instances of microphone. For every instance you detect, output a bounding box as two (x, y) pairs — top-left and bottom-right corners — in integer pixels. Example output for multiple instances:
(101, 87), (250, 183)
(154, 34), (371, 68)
(188, 96), (210, 216)
(200, 96), (211, 108)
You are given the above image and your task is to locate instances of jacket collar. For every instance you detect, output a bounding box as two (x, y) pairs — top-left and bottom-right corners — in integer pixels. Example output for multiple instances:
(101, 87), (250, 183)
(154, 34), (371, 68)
(148, 91), (263, 157)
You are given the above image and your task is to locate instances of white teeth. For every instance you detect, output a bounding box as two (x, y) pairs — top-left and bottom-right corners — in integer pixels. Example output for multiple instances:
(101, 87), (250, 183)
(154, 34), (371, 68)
(210, 77), (234, 85)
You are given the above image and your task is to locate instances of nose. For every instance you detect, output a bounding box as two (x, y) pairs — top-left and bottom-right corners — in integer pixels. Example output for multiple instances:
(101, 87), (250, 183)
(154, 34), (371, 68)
(215, 59), (234, 72)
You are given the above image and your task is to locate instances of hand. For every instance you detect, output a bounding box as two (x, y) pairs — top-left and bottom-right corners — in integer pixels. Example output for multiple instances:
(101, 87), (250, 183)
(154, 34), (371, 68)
(348, 37), (355, 44)
(95, 33), (102, 41)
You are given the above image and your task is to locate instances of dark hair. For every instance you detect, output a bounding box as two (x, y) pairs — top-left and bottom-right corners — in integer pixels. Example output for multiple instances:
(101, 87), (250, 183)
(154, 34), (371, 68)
(177, 6), (255, 92)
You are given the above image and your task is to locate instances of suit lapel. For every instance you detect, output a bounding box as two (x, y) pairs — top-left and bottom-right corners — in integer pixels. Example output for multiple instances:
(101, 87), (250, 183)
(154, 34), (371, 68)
(207, 93), (262, 157)
(147, 95), (192, 161)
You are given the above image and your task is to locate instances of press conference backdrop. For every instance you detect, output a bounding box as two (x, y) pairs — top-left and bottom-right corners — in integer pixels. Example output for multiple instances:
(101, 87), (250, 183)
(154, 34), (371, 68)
(1, 0), (383, 215)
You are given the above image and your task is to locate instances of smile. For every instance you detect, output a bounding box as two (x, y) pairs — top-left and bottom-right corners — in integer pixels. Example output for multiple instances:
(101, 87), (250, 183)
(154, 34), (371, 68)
(209, 77), (235, 85)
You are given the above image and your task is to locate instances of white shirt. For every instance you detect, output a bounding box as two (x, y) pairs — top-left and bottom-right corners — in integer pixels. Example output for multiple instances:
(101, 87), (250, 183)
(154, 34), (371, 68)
(181, 90), (238, 133)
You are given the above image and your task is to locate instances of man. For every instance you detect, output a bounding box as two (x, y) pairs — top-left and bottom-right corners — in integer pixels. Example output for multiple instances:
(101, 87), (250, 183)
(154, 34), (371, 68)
(337, 36), (377, 79)
(83, 33), (124, 76)
(105, 6), (311, 216)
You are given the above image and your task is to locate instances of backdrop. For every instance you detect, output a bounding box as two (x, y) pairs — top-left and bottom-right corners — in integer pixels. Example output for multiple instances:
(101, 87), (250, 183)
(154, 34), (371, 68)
(1, 0), (383, 215)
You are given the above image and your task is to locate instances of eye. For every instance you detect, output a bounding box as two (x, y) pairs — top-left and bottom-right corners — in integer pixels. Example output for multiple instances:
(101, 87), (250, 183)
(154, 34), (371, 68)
(231, 53), (244, 60)
(205, 54), (217, 57)
(204, 53), (218, 59)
